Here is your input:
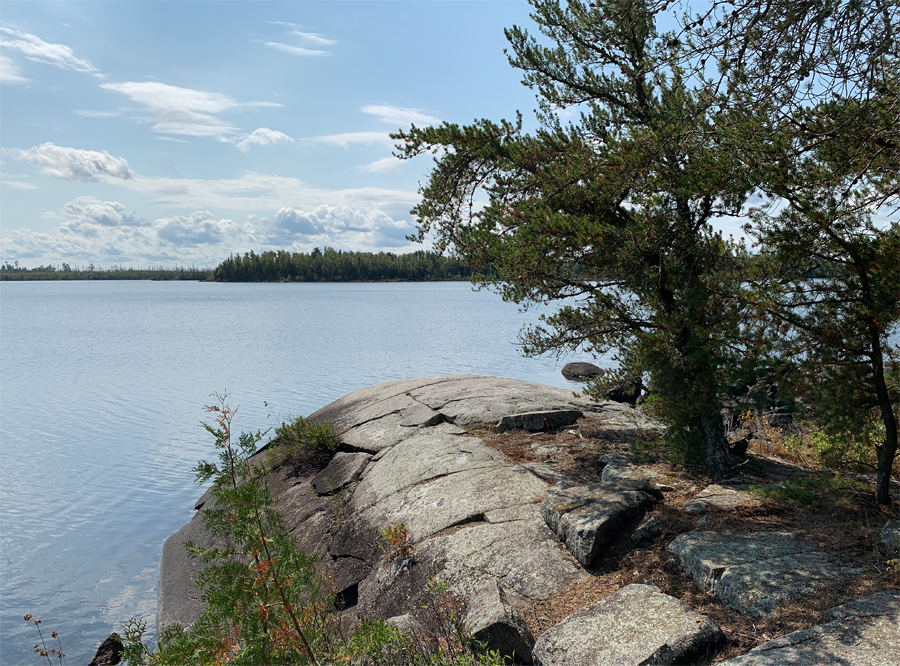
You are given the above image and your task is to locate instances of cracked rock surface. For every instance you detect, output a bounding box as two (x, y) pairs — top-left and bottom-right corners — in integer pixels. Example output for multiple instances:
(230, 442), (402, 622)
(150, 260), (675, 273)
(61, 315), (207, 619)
(158, 375), (652, 660)
(717, 591), (899, 666)
(669, 531), (857, 618)
(532, 584), (724, 666)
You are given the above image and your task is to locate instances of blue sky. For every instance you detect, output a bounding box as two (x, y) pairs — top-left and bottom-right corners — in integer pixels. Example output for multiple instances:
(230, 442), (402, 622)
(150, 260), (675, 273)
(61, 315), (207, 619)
(1, 1), (539, 267)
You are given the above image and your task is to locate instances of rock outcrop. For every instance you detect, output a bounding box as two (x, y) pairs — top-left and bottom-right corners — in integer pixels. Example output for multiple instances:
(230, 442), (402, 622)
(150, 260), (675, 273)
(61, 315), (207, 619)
(718, 591), (899, 666)
(158, 375), (659, 660)
(158, 375), (896, 664)
(532, 584), (724, 666)
(669, 531), (859, 618)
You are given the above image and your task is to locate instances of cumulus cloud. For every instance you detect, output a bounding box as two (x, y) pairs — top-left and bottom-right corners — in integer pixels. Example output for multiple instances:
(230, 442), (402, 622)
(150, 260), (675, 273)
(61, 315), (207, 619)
(231, 127), (293, 152)
(0, 53), (28, 83)
(59, 198), (147, 235)
(361, 104), (441, 127)
(0, 25), (98, 74)
(155, 211), (236, 245)
(13, 142), (134, 182)
(1, 198), (417, 265)
(251, 204), (413, 247)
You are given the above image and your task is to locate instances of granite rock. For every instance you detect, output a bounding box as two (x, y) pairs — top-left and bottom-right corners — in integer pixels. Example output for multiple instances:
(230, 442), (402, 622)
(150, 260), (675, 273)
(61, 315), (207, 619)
(542, 483), (655, 567)
(532, 584), (724, 666)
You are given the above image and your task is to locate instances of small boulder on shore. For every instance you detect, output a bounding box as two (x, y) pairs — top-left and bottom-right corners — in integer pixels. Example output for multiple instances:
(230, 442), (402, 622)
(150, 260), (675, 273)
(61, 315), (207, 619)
(561, 362), (604, 380)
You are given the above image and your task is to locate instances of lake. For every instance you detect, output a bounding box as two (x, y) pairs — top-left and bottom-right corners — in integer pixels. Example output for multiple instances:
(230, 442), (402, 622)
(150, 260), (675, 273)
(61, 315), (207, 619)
(0, 280), (598, 664)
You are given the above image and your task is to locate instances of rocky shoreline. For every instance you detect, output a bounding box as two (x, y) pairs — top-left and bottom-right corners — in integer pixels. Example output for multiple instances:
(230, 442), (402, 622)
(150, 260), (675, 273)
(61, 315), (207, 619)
(158, 375), (899, 665)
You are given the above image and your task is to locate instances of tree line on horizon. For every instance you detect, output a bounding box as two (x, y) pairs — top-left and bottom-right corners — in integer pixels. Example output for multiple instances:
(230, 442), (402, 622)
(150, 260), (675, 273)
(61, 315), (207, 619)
(0, 261), (211, 281)
(211, 248), (473, 282)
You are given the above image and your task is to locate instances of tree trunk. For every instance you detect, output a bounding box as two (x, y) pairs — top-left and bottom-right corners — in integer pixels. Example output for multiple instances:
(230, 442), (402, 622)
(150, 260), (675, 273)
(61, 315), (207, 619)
(876, 433), (898, 506)
(701, 413), (732, 475)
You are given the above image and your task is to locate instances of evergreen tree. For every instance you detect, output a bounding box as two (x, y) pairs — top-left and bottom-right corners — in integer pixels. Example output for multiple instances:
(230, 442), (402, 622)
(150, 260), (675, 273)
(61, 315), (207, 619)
(395, 0), (758, 471)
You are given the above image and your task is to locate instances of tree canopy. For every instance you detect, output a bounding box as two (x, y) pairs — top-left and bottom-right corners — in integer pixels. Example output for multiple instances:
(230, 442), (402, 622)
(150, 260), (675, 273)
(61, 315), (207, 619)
(395, 0), (899, 496)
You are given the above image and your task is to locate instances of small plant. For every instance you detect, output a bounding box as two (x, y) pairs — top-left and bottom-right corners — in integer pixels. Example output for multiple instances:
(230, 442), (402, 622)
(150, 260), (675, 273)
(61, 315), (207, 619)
(885, 559), (900, 586)
(269, 415), (340, 465)
(747, 473), (868, 507)
(380, 522), (414, 560)
(23, 615), (66, 665)
(351, 581), (504, 666)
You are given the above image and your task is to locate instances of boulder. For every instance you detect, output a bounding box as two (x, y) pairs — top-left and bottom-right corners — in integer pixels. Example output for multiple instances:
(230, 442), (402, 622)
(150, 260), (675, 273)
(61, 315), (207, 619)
(880, 519), (899, 554)
(717, 591), (899, 665)
(683, 484), (757, 514)
(467, 580), (535, 664)
(600, 459), (662, 495)
(669, 531), (856, 618)
(532, 584), (724, 666)
(497, 410), (583, 433)
(561, 362), (604, 380)
(541, 483), (655, 567)
(312, 452), (371, 495)
(631, 515), (664, 547)
(88, 633), (124, 665)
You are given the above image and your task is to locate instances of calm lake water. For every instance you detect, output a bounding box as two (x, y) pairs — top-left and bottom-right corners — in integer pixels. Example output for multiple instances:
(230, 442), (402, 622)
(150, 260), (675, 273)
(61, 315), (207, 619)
(0, 280), (599, 664)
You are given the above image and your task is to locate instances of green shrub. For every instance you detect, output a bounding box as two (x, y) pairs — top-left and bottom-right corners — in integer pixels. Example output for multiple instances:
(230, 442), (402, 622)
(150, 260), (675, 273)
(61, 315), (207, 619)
(270, 416), (340, 465)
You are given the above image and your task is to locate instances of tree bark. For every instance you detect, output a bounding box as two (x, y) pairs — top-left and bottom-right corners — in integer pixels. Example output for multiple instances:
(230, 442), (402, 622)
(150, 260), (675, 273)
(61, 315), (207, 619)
(701, 413), (732, 475)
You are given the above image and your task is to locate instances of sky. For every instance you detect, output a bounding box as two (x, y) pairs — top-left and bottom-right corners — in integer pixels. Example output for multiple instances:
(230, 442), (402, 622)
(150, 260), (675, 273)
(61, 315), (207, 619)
(0, 1), (540, 267)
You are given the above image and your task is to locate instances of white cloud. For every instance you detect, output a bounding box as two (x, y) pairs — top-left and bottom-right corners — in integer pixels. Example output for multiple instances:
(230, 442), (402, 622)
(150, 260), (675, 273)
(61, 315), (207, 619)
(59, 198), (147, 235)
(308, 131), (393, 148)
(3, 180), (38, 190)
(74, 110), (120, 118)
(0, 26), (97, 74)
(290, 31), (336, 46)
(249, 204), (413, 247)
(232, 127), (293, 152)
(155, 211), (236, 246)
(360, 156), (401, 173)
(0, 53), (28, 83)
(265, 42), (329, 57)
(13, 142), (134, 182)
(101, 81), (239, 136)
(1, 199), (417, 265)
(361, 104), (441, 127)
(118, 172), (419, 218)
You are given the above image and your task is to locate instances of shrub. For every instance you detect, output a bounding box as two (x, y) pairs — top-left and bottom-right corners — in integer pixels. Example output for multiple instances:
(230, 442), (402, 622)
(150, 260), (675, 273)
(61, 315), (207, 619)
(269, 416), (340, 466)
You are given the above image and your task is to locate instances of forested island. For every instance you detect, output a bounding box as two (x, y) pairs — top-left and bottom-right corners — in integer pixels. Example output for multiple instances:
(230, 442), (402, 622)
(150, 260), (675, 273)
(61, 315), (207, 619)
(211, 248), (472, 282)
